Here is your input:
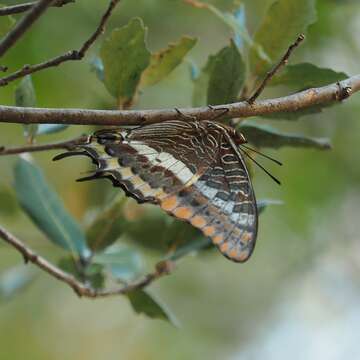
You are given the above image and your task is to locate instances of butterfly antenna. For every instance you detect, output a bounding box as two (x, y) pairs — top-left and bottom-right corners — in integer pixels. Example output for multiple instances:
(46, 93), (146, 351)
(239, 147), (281, 185)
(240, 144), (282, 166)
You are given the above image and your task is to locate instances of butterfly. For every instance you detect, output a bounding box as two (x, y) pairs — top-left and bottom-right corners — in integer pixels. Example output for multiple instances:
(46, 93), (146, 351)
(54, 120), (259, 262)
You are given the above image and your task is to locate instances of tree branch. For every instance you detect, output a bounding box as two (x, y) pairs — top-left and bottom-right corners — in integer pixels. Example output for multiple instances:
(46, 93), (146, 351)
(0, 0), (120, 86)
(0, 224), (172, 298)
(0, 75), (358, 126)
(0, 135), (88, 156)
(0, 0), (74, 16)
(0, 0), (54, 58)
(248, 34), (305, 103)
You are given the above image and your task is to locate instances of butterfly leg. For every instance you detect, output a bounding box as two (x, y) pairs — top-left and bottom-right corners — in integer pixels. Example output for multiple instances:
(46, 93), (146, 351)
(207, 105), (229, 121)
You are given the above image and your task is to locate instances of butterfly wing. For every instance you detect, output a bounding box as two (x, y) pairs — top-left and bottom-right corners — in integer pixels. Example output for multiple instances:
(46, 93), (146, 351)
(161, 136), (258, 262)
(54, 120), (257, 262)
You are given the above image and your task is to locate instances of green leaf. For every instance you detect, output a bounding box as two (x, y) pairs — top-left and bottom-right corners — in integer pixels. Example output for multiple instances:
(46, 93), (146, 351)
(192, 40), (245, 107)
(192, 55), (217, 107)
(167, 236), (212, 261)
(207, 40), (246, 105)
(86, 196), (127, 251)
(233, 4), (246, 49)
(127, 289), (177, 325)
(250, 0), (317, 76)
(186, 1), (269, 62)
(0, 8), (15, 38)
(92, 245), (143, 282)
(100, 17), (151, 108)
(37, 124), (68, 135)
(240, 122), (332, 150)
(257, 199), (283, 215)
(14, 156), (90, 259)
(90, 57), (104, 82)
(140, 36), (197, 87)
(125, 207), (169, 252)
(58, 257), (104, 290)
(15, 75), (37, 142)
(0, 266), (36, 301)
(270, 63), (348, 90)
(15, 76), (36, 107)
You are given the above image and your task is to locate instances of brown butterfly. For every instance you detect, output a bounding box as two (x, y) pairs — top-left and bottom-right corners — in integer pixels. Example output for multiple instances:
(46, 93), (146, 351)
(54, 120), (265, 262)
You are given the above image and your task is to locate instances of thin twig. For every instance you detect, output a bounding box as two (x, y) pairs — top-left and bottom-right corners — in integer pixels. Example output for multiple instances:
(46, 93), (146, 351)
(0, 135), (87, 156)
(0, 224), (173, 298)
(247, 34), (305, 104)
(0, 0), (74, 16)
(0, 74), (358, 126)
(0, 0), (120, 86)
(0, 0), (54, 58)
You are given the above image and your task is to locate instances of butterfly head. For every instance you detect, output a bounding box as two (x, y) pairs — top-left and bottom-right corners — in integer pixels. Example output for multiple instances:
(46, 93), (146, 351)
(205, 121), (247, 145)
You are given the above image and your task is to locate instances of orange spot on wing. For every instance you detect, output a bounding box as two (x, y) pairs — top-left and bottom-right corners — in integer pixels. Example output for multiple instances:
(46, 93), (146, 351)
(173, 206), (193, 220)
(161, 195), (178, 211)
(212, 235), (223, 245)
(203, 226), (216, 237)
(190, 215), (207, 228)
(220, 242), (229, 253)
(229, 249), (238, 259)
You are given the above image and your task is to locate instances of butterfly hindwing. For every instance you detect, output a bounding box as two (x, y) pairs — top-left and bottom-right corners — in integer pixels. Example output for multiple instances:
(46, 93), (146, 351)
(160, 135), (258, 262)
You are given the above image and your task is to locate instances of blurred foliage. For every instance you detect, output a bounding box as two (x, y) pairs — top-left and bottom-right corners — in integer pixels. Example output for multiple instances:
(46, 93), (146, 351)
(0, 0), (360, 359)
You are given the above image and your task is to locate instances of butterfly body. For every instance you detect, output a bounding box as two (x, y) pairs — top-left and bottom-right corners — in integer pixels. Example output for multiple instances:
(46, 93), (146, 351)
(55, 120), (258, 262)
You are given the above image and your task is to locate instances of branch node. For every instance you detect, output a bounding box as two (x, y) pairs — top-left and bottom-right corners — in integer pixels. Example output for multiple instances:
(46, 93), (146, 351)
(336, 81), (352, 101)
(156, 260), (175, 275)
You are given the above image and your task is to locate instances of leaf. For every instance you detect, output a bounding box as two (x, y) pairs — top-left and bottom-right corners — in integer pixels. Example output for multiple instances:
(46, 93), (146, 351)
(184, 0), (269, 62)
(193, 40), (246, 107)
(125, 208), (169, 252)
(257, 199), (283, 215)
(270, 63), (348, 90)
(37, 124), (68, 135)
(233, 4), (246, 49)
(15, 76), (36, 108)
(140, 36), (197, 87)
(15, 75), (37, 142)
(207, 40), (246, 105)
(127, 289), (177, 325)
(192, 55), (217, 107)
(0, 266), (36, 301)
(92, 245), (143, 282)
(240, 122), (332, 150)
(250, 0), (317, 76)
(90, 57), (104, 82)
(188, 60), (200, 81)
(14, 156), (90, 259)
(58, 257), (104, 290)
(167, 236), (212, 261)
(86, 196), (127, 251)
(0, 8), (15, 38)
(100, 17), (151, 108)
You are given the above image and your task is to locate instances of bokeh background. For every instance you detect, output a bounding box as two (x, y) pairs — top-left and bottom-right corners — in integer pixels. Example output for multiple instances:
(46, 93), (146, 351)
(1, 0), (360, 359)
